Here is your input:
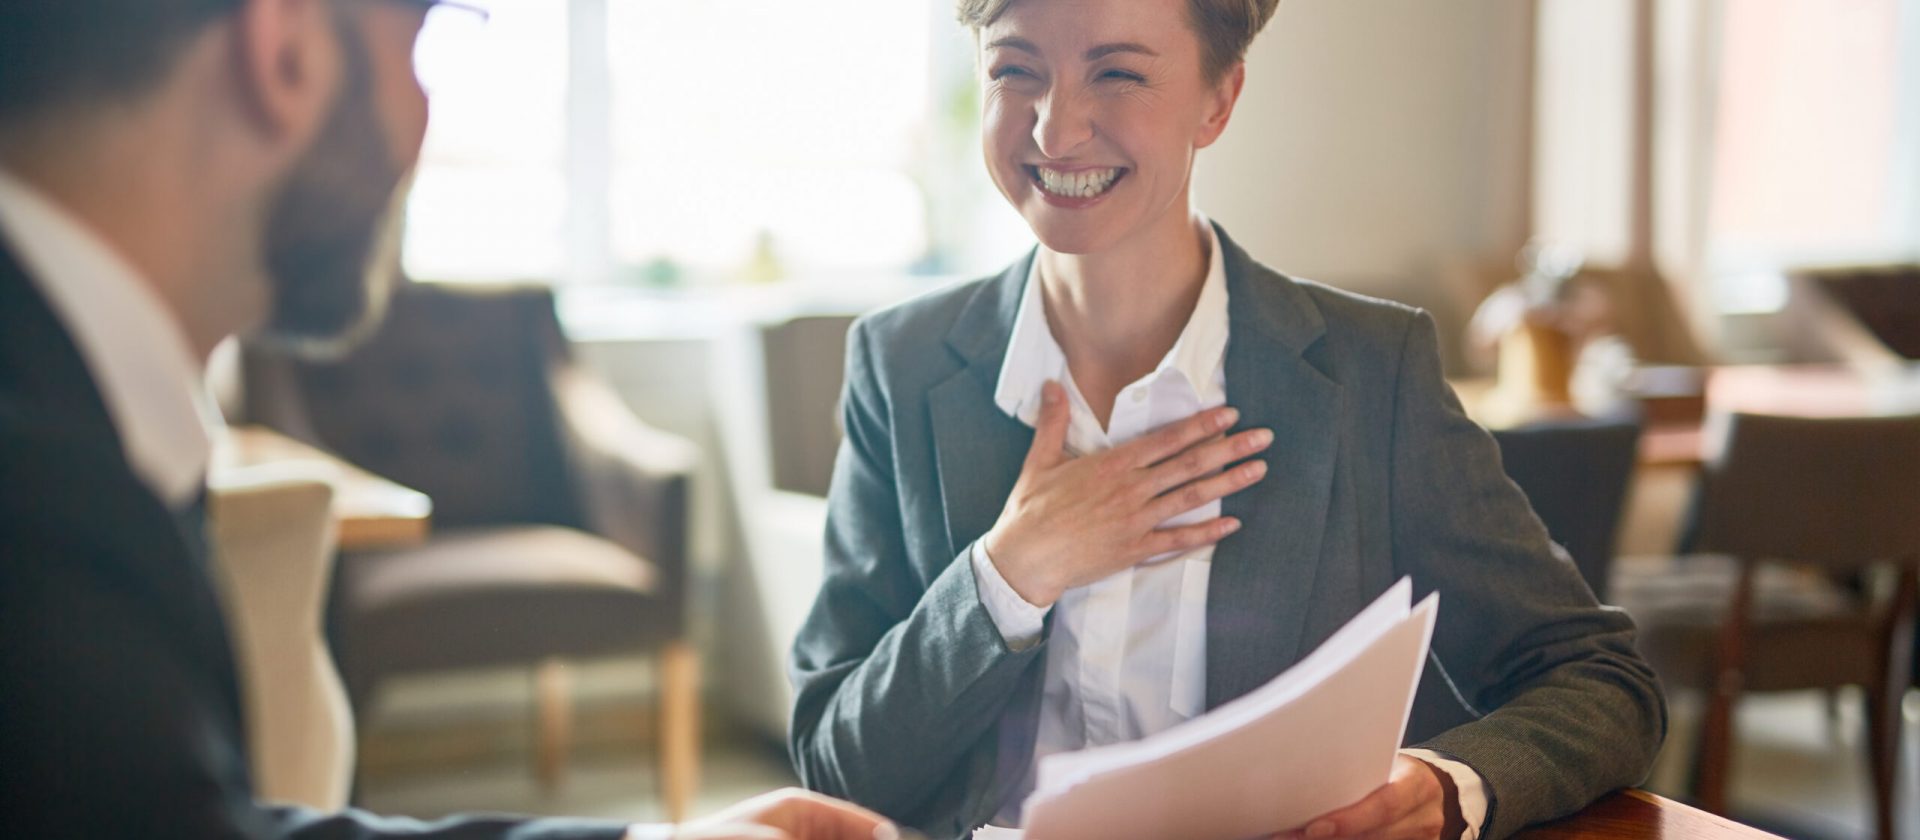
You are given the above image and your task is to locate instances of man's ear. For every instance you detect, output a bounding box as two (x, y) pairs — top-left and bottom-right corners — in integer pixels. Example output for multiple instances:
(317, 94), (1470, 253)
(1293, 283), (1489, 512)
(1193, 62), (1245, 150)
(227, 0), (339, 148)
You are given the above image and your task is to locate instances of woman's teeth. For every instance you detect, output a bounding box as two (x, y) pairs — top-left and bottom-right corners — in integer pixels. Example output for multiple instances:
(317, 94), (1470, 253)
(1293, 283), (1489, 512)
(1036, 167), (1120, 199)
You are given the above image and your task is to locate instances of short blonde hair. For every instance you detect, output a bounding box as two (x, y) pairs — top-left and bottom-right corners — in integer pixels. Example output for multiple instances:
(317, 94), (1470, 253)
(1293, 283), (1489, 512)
(956, 0), (1280, 81)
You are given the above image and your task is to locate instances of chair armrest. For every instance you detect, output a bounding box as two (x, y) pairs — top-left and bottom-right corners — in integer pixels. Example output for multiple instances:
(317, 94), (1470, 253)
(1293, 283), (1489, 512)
(551, 364), (701, 633)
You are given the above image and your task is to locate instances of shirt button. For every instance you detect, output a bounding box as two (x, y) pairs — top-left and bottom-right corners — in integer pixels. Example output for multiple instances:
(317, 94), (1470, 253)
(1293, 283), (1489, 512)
(1130, 389), (1147, 404)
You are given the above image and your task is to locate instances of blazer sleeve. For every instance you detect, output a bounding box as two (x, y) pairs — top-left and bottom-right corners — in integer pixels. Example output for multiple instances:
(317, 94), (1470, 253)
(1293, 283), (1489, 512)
(1386, 312), (1668, 839)
(787, 318), (1045, 820)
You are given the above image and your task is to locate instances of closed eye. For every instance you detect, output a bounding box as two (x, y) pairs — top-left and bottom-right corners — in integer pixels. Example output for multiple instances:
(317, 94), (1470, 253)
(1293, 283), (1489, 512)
(1100, 69), (1146, 83)
(991, 65), (1037, 81)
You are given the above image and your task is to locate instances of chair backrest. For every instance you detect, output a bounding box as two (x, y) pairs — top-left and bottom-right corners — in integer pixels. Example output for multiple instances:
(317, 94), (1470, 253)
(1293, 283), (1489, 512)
(760, 315), (855, 497)
(1689, 412), (1920, 568)
(1491, 417), (1641, 601)
(206, 467), (354, 810)
(244, 283), (581, 529)
(1799, 265), (1920, 360)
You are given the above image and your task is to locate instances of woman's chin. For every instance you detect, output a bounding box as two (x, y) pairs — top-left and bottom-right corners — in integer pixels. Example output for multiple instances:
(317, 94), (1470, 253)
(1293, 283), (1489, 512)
(1022, 211), (1126, 256)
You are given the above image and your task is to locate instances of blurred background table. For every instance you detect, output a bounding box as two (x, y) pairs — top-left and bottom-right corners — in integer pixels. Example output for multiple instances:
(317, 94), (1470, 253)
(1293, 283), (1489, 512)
(219, 424), (433, 550)
(1454, 363), (1920, 466)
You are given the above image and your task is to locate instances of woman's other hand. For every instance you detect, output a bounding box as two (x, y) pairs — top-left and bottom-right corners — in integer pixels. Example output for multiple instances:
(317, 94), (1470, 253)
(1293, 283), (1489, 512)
(981, 379), (1272, 608)
(1273, 755), (1462, 840)
(665, 787), (904, 840)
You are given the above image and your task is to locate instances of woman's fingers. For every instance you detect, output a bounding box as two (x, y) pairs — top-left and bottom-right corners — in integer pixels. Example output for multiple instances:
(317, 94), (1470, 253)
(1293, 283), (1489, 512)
(784, 789), (897, 839)
(673, 825), (791, 840)
(1142, 427), (1273, 495)
(690, 788), (894, 840)
(1135, 516), (1242, 558)
(1023, 380), (1072, 471)
(1298, 757), (1444, 840)
(1144, 458), (1268, 524)
(1121, 405), (1240, 466)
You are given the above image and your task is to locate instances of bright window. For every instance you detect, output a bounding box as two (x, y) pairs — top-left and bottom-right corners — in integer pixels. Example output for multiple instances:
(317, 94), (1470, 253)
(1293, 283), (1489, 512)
(402, 0), (967, 286)
(1706, 0), (1920, 311)
(405, 2), (568, 281)
(606, 0), (930, 277)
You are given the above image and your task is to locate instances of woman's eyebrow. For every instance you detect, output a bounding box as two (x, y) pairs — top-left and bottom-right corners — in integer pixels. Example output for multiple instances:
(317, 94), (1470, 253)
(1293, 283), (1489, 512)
(1085, 42), (1158, 60)
(986, 36), (1042, 55)
(984, 38), (1158, 61)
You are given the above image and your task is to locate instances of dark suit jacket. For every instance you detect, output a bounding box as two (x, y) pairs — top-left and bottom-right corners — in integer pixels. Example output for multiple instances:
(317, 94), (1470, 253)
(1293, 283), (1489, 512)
(0, 241), (628, 839)
(788, 225), (1668, 840)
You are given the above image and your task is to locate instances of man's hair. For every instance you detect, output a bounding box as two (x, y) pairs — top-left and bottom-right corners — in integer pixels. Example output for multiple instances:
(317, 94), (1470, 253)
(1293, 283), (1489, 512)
(955, 0), (1280, 81)
(0, 0), (242, 121)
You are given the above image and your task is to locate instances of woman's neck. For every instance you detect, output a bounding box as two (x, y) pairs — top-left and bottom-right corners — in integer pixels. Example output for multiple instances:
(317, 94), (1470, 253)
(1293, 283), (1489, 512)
(1039, 203), (1212, 426)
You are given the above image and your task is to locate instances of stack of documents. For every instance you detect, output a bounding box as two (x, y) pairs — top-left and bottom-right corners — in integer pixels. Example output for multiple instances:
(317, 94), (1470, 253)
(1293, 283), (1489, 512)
(983, 578), (1439, 840)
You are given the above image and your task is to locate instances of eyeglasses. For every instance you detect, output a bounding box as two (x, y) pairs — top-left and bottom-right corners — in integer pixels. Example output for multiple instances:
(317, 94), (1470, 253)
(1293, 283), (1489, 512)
(394, 0), (490, 23)
(405, 0), (494, 94)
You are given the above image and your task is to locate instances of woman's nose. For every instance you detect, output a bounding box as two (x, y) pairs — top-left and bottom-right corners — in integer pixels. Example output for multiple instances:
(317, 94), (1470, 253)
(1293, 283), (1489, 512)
(1032, 88), (1094, 159)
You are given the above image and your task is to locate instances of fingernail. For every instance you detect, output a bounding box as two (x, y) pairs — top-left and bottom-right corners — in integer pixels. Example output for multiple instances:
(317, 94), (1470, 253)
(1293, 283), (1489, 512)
(1249, 428), (1274, 449)
(1222, 517), (1242, 535)
(1242, 460), (1268, 480)
(1307, 823), (1336, 839)
(873, 824), (902, 840)
(1216, 407), (1240, 430)
(1042, 382), (1061, 404)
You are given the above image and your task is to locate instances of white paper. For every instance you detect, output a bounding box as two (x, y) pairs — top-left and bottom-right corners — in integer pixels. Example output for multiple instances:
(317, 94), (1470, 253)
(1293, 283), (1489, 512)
(1016, 579), (1439, 840)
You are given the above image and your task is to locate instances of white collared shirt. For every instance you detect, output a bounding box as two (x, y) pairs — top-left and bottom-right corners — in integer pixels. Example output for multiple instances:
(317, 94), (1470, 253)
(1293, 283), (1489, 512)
(0, 169), (221, 511)
(973, 221), (1487, 838)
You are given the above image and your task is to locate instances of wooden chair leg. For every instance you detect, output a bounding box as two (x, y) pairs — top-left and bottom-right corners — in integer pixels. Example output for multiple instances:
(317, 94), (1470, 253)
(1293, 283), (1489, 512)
(1694, 558), (1755, 817)
(1863, 680), (1898, 840)
(1866, 565), (1917, 840)
(658, 641), (701, 824)
(1694, 687), (1736, 815)
(535, 659), (572, 794)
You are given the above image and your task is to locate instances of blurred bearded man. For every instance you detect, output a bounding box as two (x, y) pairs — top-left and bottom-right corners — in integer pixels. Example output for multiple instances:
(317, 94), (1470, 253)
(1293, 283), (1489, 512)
(0, 2), (893, 839)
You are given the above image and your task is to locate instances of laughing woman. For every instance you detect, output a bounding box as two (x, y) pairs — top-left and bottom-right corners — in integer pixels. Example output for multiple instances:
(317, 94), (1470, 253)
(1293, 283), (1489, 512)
(788, 1), (1665, 839)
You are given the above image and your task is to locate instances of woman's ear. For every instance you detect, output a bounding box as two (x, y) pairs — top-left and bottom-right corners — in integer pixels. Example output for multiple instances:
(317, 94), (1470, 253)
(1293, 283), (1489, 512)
(227, 0), (340, 151)
(1193, 62), (1246, 150)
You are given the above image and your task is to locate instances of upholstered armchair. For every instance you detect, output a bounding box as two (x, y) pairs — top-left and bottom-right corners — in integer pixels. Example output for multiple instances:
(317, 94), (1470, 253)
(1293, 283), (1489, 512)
(242, 282), (701, 818)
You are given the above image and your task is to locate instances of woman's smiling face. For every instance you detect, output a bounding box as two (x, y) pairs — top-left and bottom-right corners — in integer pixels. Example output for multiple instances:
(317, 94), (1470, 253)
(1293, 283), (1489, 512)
(978, 0), (1241, 256)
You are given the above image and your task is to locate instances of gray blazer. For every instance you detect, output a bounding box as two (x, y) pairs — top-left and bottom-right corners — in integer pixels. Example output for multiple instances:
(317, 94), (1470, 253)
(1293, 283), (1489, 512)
(788, 225), (1666, 840)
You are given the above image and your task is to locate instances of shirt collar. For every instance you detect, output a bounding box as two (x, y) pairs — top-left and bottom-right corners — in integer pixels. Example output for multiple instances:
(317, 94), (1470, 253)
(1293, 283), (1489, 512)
(994, 219), (1231, 428)
(0, 168), (221, 510)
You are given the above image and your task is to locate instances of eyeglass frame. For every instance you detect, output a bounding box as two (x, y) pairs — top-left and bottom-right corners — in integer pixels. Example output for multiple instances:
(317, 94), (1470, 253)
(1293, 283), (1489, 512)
(391, 0), (490, 23)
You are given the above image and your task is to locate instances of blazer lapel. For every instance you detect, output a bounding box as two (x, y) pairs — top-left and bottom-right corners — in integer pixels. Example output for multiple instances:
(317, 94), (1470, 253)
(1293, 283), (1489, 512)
(1206, 225), (1344, 709)
(926, 234), (1346, 713)
(928, 251), (1037, 561)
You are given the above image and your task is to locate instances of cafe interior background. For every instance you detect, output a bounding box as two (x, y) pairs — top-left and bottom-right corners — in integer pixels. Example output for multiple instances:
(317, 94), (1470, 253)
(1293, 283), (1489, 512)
(198, 0), (1920, 838)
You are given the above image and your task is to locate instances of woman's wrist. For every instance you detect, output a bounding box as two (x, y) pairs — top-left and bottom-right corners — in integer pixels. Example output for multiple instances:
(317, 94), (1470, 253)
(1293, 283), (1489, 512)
(981, 528), (1062, 608)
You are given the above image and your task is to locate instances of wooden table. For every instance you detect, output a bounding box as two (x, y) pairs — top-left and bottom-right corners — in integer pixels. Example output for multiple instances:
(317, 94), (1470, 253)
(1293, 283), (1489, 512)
(1456, 363), (1920, 466)
(978, 790), (1772, 839)
(216, 425), (432, 550)
(1452, 363), (1920, 554)
(1516, 790), (1780, 840)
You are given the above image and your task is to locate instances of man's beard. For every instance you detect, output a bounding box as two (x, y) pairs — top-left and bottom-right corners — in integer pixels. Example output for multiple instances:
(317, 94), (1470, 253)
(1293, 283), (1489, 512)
(256, 17), (408, 358)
